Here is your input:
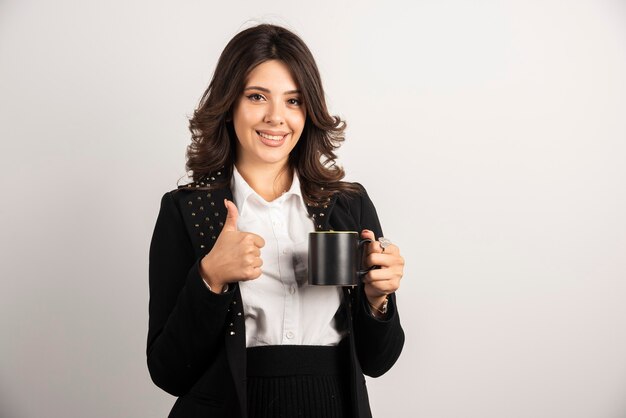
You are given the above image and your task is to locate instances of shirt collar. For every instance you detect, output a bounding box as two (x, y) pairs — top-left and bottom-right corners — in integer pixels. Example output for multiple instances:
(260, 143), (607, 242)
(230, 165), (305, 216)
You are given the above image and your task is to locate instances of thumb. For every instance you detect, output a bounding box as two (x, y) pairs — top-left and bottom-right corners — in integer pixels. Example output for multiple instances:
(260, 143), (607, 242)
(223, 199), (239, 232)
(361, 229), (379, 253)
(361, 229), (376, 241)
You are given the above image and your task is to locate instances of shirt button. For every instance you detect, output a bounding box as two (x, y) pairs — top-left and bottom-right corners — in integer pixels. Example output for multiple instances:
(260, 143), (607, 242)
(282, 249), (288, 255)
(286, 331), (294, 339)
(289, 286), (296, 294)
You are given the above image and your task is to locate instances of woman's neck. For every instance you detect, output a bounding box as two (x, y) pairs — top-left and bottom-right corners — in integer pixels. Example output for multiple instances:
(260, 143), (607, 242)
(235, 161), (294, 202)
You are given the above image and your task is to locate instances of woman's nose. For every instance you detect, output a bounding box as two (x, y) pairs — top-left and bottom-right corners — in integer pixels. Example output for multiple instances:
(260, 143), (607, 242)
(264, 102), (285, 125)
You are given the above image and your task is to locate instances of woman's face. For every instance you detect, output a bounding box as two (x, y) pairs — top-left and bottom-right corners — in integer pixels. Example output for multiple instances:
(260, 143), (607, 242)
(232, 59), (306, 169)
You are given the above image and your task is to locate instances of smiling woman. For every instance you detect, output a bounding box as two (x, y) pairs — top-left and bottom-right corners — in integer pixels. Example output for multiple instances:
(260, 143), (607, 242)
(184, 24), (365, 207)
(147, 23), (405, 418)
(232, 60), (306, 200)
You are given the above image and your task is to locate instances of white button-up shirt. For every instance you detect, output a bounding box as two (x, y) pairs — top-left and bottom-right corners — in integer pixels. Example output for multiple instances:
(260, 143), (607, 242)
(231, 166), (345, 347)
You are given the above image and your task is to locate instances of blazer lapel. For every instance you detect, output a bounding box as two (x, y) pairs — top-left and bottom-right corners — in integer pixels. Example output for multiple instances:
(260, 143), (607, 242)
(304, 193), (338, 231)
(178, 172), (249, 415)
(178, 170), (234, 258)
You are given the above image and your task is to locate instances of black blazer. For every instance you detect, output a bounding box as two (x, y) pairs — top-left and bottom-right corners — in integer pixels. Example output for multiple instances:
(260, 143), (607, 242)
(147, 171), (405, 418)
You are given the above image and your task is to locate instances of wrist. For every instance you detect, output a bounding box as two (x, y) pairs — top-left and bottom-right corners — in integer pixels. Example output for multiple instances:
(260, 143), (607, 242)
(367, 294), (388, 310)
(202, 277), (227, 293)
(367, 294), (389, 318)
(200, 256), (226, 293)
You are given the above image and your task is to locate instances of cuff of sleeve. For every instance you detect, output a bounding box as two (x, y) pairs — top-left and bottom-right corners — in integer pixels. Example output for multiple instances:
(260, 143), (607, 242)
(361, 291), (397, 324)
(365, 297), (389, 321)
(186, 259), (235, 311)
(202, 278), (231, 294)
(197, 260), (232, 294)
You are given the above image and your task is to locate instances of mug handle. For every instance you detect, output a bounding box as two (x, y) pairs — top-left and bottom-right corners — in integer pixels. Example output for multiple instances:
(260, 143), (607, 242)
(357, 238), (378, 280)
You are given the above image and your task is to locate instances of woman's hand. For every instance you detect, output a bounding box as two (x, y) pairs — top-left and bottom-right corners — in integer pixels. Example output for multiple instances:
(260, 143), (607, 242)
(200, 199), (265, 292)
(360, 229), (404, 313)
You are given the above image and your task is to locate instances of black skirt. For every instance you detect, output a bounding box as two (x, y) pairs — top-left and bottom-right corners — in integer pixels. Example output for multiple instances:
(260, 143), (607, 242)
(246, 340), (352, 418)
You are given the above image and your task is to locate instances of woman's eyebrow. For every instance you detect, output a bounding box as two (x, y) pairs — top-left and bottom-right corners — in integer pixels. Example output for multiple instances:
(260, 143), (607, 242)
(244, 86), (301, 95)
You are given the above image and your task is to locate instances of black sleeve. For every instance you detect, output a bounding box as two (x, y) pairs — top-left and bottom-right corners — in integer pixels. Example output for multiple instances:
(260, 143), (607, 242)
(352, 185), (405, 377)
(147, 191), (235, 396)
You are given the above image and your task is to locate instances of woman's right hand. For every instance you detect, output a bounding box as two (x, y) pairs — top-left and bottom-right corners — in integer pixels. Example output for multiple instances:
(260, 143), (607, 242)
(200, 199), (265, 292)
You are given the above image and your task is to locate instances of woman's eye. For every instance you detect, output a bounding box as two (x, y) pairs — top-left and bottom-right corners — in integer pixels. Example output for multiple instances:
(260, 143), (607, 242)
(288, 98), (302, 106)
(247, 93), (265, 101)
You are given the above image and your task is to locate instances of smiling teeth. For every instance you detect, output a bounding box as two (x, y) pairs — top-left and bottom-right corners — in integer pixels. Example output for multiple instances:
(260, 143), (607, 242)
(257, 131), (285, 141)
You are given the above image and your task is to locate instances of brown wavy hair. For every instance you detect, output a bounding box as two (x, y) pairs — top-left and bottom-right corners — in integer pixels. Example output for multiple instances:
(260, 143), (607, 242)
(186, 23), (362, 205)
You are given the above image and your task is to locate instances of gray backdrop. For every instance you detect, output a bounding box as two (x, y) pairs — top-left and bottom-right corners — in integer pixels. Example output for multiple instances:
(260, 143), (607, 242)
(1, 0), (626, 417)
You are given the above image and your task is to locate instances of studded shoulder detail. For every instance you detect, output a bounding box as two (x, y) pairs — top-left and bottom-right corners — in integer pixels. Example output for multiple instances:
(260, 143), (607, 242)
(176, 169), (232, 257)
(305, 193), (338, 231)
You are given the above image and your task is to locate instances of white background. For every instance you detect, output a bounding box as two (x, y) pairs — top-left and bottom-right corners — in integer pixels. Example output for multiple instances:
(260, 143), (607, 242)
(1, 1), (626, 417)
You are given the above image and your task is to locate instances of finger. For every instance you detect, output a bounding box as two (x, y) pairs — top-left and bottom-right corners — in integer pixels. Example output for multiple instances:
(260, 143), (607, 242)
(244, 266), (262, 280)
(249, 233), (265, 248)
(223, 199), (239, 232)
(363, 273), (399, 292)
(363, 268), (392, 282)
(382, 243), (400, 255)
(367, 265), (403, 281)
(366, 253), (399, 268)
(365, 253), (386, 268)
(360, 229), (376, 241)
(360, 229), (381, 254)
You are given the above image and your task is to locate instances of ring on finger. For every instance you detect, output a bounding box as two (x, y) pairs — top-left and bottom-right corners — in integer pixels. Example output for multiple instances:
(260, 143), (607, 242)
(378, 237), (392, 253)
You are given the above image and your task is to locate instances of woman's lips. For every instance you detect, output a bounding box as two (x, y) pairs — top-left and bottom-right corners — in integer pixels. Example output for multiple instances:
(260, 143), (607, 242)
(256, 130), (288, 147)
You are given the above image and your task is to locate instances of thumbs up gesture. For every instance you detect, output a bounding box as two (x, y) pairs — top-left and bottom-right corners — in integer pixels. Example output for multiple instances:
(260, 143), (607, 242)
(199, 199), (265, 292)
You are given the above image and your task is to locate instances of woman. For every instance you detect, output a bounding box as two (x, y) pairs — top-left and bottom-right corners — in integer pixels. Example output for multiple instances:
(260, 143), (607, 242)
(147, 23), (405, 418)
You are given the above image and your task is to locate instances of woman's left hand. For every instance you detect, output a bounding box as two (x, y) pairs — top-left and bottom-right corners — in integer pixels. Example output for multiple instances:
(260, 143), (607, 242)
(360, 229), (404, 311)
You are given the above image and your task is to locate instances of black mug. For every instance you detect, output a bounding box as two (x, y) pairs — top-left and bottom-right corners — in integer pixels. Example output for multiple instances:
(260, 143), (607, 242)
(308, 231), (375, 286)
